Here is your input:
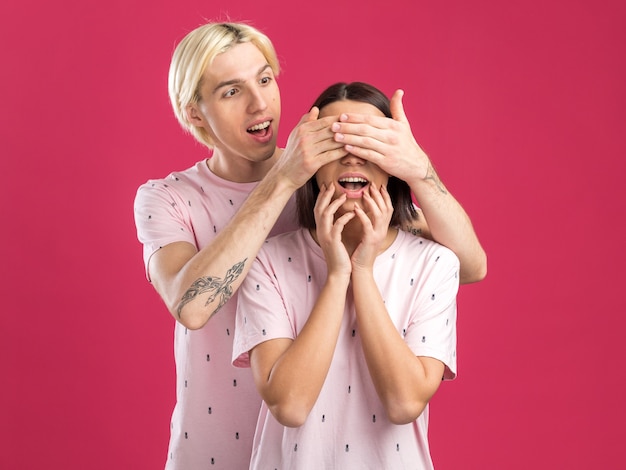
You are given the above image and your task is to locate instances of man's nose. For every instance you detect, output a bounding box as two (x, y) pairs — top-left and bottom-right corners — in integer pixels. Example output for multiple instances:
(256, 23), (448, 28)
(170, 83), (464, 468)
(247, 88), (268, 113)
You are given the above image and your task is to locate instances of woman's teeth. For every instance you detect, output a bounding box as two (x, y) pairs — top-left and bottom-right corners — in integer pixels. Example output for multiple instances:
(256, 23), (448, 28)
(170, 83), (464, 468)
(339, 177), (368, 189)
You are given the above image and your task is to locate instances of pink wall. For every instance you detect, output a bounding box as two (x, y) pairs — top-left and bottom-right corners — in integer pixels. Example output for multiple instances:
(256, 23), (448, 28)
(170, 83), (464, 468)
(2, 0), (625, 468)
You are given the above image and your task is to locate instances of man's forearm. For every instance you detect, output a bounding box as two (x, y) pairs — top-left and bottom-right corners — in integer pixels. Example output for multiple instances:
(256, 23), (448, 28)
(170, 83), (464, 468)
(173, 174), (296, 328)
(411, 165), (487, 284)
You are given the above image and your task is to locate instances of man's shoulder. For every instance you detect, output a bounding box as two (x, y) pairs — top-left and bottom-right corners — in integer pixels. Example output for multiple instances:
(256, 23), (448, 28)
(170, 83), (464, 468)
(138, 160), (207, 189)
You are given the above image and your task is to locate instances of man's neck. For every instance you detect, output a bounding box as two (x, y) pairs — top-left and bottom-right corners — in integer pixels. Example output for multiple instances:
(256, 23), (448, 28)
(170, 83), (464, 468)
(207, 147), (282, 183)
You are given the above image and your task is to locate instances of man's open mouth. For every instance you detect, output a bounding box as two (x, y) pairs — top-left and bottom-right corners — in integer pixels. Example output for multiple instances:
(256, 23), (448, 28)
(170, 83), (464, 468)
(247, 121), (271, 135)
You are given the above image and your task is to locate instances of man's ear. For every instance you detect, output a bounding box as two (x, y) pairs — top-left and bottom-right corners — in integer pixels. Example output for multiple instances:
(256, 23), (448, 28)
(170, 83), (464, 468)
(185, 104), (205, 127)
(185, 103), (215, 146)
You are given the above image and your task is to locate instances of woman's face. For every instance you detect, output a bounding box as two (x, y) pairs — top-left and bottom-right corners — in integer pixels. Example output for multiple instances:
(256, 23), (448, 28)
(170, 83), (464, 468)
(315, 100), (389, 211)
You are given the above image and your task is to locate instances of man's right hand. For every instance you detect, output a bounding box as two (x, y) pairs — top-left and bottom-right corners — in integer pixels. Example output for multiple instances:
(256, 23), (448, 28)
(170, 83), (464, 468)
(271, 107), (348, 190)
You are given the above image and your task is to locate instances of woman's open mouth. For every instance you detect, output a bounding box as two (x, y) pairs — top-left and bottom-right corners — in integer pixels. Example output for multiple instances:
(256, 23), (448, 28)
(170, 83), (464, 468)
(339, 176), (369, 191)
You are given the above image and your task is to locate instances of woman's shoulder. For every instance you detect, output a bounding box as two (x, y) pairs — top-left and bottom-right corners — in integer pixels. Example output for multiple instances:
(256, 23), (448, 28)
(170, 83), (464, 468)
(259, 228), (309, 257)
(396, 231), (460, 266)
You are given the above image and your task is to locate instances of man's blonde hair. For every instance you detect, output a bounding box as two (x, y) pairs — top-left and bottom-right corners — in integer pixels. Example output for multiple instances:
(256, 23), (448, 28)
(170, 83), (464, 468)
(168, 22), (280, 148)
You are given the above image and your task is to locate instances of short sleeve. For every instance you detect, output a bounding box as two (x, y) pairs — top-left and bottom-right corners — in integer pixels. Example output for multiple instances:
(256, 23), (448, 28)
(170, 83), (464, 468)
(404, 246), (459, 380)
(232, 249), (296, 368)
(133, 180), (197, 280)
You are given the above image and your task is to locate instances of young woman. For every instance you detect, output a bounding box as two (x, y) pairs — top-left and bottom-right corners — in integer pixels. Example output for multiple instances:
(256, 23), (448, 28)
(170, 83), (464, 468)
(233, 82), (460, 469)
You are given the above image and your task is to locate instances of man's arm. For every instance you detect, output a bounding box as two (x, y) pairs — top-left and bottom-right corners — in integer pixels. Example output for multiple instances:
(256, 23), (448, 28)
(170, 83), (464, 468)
(148, 110), (347, 330)
(149, 174), (294, 330)
(330, 89), (487, 284)
(405, 160), (487, 284)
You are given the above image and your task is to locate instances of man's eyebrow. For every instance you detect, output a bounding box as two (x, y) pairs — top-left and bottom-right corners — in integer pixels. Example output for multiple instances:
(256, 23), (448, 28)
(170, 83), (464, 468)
(212, 64), (272, 95)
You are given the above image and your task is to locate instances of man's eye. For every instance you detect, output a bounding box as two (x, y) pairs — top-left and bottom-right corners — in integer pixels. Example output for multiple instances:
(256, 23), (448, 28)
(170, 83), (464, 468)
(224, 88), (237, 98)
(260, 77), (271, 85)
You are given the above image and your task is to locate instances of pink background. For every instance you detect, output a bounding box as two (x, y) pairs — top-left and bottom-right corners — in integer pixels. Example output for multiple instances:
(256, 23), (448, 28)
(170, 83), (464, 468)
(2, 0), (625, 468)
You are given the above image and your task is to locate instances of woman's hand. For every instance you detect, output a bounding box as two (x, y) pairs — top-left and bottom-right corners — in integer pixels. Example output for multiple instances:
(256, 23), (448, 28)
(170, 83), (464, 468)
(313, 184), (353, 278)
(351, 184), (394, 272)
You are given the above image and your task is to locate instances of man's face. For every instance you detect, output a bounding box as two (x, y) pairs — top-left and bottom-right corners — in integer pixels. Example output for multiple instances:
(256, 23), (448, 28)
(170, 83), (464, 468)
(315, 99), (389, 215)
(190, 42), (281, 165)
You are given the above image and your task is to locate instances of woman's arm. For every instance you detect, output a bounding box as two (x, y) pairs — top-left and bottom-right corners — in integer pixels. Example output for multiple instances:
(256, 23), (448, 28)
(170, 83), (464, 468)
(249, 185), (354, 427)
(351, 268), (446, 424)
(349, 184), (446, 424)
(249, 271), (349, 427)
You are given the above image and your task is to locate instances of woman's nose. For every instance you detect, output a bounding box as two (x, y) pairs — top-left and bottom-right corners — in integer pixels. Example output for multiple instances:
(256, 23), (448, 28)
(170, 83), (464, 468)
(340, 152), (366, 165)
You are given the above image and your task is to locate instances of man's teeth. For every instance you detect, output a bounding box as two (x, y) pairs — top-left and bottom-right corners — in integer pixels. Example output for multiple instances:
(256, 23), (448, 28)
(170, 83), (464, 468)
(248, 121), (270, 132)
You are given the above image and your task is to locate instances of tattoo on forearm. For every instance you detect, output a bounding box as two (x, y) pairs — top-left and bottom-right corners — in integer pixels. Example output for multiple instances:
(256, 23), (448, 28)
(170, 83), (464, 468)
(177, 259), (247, 318)
(425, 163), (448, 195)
